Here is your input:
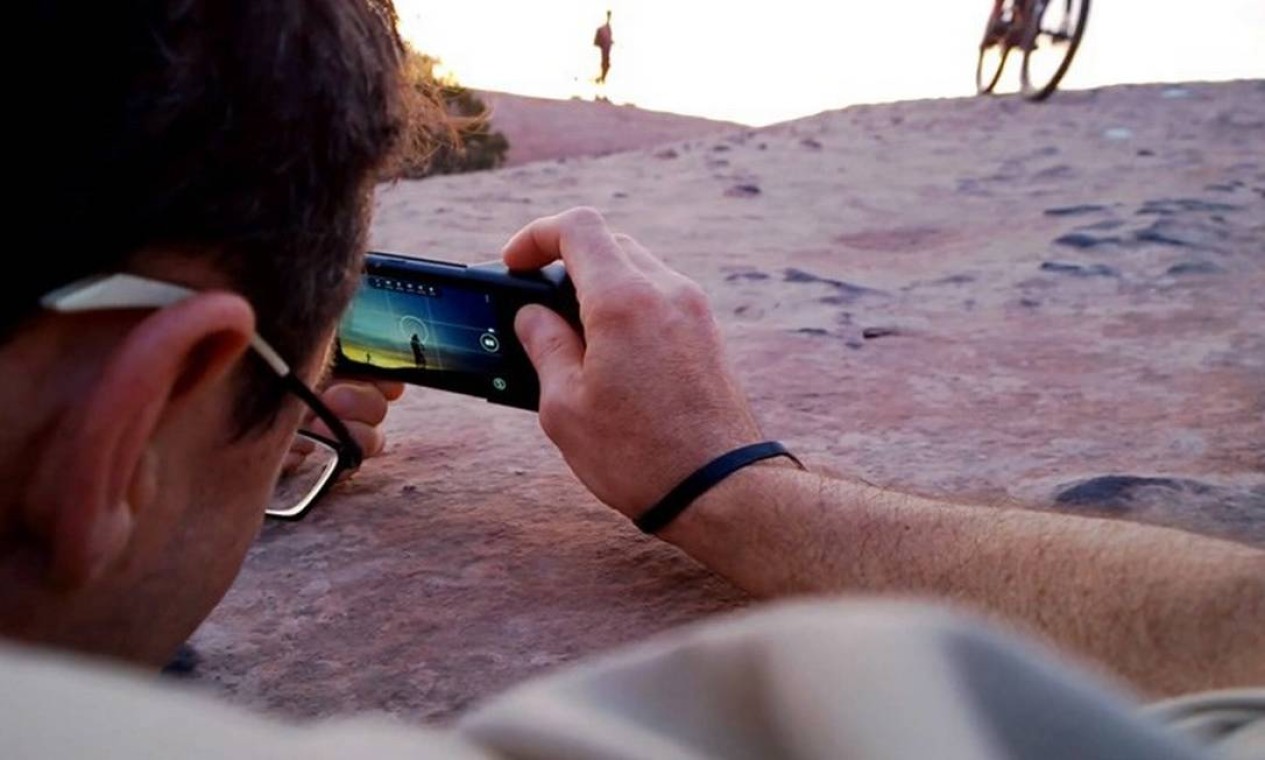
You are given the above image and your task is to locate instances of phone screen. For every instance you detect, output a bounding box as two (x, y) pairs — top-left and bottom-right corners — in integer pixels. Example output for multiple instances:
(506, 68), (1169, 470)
(337, 273), (510, 389)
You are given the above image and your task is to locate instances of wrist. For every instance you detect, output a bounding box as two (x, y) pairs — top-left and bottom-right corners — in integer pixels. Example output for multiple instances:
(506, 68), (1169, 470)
(655, 455), (802, 548)
(633, 442), (803, 534)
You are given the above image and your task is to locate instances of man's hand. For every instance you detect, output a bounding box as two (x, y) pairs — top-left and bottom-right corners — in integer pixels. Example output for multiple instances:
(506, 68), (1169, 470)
(315, 378), (404, 460)
(503, 207), (763, 519)
(287, 378), (404, 477)
(502, 207), (1265, 698)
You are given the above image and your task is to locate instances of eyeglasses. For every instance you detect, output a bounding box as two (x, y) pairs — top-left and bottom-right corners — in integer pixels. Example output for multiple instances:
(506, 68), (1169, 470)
(40, 274), (363, 521)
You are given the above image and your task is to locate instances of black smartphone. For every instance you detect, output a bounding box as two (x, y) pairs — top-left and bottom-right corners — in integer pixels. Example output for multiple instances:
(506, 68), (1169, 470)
(334, 251), (579, 411)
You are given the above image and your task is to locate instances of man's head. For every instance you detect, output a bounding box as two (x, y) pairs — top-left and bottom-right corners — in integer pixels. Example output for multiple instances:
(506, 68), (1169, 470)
(2, 1), (414, 665)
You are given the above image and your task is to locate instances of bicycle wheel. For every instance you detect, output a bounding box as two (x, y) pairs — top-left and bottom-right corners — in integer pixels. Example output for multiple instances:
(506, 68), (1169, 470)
(1020, 0), (1090, 101)
(976, 2), (1016, 95)
(976, 42), (1011, 95)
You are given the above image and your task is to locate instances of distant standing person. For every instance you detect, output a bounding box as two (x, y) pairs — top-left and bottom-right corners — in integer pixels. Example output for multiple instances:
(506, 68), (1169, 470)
(594, 10), (613, 86)
(410, 332), (427, 368)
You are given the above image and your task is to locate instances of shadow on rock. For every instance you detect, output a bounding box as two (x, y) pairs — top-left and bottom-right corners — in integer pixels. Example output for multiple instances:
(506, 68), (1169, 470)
(1054, 475), (1265, 546)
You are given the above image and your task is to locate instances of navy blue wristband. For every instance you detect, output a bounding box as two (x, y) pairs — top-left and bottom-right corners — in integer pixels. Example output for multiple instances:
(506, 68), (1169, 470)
(634, 441), (804, 534)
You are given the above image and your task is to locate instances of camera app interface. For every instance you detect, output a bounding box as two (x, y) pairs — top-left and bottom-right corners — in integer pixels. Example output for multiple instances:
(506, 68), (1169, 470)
(337, 274), (508, 392)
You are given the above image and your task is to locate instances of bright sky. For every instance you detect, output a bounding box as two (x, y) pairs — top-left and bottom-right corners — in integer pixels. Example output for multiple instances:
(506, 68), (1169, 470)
(396, 0), (1264, 126)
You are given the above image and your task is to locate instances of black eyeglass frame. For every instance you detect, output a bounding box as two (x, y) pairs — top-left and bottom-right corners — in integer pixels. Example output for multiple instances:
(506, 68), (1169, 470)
(271, 375), (364, 521)
(39, 273), (364, 522)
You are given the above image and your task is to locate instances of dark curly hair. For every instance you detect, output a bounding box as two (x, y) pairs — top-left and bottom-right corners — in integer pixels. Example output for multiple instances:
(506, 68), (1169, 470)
(17, 0), (419, 430)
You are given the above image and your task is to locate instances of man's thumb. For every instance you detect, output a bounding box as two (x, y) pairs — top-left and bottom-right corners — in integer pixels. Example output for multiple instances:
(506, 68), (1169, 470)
(515, 305), (583, 385)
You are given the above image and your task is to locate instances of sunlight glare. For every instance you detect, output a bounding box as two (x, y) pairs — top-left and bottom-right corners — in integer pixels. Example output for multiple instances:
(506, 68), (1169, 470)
(395, 0), (1264, 126)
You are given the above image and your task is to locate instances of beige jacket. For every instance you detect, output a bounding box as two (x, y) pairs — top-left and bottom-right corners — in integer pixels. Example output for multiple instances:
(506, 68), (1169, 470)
(3, 600), (1261, 759)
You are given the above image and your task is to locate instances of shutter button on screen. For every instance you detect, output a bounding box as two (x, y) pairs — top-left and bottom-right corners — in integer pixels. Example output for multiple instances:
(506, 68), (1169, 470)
(480, 332), (501, 353)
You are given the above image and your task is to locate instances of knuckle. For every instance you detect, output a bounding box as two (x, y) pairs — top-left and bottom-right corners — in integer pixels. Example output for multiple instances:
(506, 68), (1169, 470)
(587, 282), (663, 328)
(563, 206), (606, 229)
(536, 391), (575, 441)
(622, 283), (665, 313)
(672, 281), (713, 319)
(361, 426), (387, 458)
(364, 393), (391, 425)
(340, 385), (388, 425)
(534, 331), (571, 363)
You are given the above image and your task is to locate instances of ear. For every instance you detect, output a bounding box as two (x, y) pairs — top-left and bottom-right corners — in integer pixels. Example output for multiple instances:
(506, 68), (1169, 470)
(24, 292), (256, 590)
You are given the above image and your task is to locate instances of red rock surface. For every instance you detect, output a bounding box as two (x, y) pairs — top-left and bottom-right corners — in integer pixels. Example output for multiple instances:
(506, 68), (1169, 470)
(479, 90), (740, 167)
(189, 81), (1264, 724)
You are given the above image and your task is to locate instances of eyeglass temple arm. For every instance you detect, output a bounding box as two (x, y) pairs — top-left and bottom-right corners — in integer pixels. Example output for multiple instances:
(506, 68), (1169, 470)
(284, 375), (364, 470)
(43, 274), (362, 466)
(42, 274), (292, 375)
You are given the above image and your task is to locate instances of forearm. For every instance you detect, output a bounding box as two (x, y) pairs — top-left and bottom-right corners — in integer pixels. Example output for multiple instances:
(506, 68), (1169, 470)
(661, 464), (1265, 697)
(499, 209), (1264, 698)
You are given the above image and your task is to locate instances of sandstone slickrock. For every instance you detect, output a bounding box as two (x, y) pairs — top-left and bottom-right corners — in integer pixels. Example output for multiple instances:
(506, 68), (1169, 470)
(191, 81), (1265, 724)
